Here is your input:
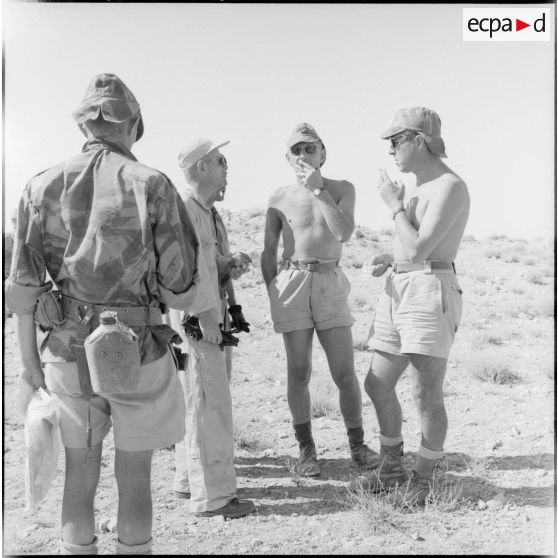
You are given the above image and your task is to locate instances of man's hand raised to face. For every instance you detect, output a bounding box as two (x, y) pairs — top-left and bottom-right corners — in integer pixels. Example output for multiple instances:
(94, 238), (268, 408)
(295, 158), (323, 191)
(378, 168), (405, 211)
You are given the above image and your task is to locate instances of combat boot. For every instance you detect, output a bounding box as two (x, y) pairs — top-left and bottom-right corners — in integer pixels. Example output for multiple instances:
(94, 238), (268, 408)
(383, 469), (431, 508)
(347, 426), (381, 469)
(349, 442), (408, 493)
(294, 421), (320, 476)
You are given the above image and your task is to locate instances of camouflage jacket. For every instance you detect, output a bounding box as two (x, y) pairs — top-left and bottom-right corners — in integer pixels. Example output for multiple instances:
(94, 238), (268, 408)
(6, 139), (203, 364)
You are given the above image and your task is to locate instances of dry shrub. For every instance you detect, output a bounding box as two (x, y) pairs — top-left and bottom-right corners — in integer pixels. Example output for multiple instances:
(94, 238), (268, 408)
(310, 375), (337, 418)
(521, 256), (537, 266)
(233, 416), (262, 451)
(466, 353), (522, 385)
(484, 248), (502, 259)
(525, 270), (545, 285)
(489, 234), (508, 241)
(345, 481), (406, 536)
(536, 296), (555, 318)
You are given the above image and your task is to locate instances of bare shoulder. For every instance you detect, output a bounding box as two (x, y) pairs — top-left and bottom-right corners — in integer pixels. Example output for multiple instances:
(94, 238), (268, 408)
(323, 177), (355, 192)
(268, 184), (295, 208)
(438, 172), (469, 198)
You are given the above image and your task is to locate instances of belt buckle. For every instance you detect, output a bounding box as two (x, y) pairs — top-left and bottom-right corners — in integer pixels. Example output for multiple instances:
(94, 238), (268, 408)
(423, 261), (432, 272)
(306, 262), (317, 272)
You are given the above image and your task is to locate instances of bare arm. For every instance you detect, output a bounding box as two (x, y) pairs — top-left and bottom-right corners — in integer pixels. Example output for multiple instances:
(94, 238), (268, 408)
(16, 314), (46, 390)
(314, 182), (355, 242)
(225, 279), (237, 307)
(261, 205), (282, 288)
(378, 170), (467, 262)
(297, 160), (355, 242)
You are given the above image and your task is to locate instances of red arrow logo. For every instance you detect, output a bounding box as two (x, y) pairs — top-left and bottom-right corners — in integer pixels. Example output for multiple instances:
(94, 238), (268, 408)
(516, 19), (530, 31)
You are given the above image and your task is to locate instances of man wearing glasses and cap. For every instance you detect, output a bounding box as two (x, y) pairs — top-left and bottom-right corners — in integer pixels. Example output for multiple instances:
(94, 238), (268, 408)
(350, 107), (470, 507)
(170, 138), (255, 519)
(5, 73), (201, 554)
(261, 123), (381, 477)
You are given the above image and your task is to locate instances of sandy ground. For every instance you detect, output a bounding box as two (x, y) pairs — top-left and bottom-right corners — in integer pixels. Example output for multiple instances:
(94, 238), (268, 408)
(2, 213), (555, 555)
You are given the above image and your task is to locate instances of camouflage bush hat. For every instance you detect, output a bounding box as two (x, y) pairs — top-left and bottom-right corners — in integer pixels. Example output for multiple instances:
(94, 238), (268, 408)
(380, 107), (447, 158)
(286, 122), (324, 149)
(72, 73), (144, 141)
(286, 122), (327, 167)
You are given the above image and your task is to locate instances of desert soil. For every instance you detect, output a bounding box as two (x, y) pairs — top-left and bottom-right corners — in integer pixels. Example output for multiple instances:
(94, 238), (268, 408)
(2, 211), (555, 555)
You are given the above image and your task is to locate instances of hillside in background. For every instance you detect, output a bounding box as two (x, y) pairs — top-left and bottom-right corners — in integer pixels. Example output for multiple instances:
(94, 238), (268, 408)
(2, 208), (555, 555)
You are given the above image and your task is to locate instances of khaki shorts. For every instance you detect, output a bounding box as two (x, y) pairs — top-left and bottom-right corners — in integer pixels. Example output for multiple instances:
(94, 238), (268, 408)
(44, 350), (185, 451)
(370, 270), (463, 359)
(267, 265), (354, 334)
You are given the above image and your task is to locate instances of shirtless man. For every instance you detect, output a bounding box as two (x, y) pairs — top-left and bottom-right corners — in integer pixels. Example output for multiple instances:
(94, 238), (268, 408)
(262, 122), (380, 476)
(350, 107), (470, 507)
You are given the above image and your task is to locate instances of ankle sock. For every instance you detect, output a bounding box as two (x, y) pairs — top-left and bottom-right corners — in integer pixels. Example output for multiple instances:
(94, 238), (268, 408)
(60, 536), (98, 555)
(116, 538), (153, 555)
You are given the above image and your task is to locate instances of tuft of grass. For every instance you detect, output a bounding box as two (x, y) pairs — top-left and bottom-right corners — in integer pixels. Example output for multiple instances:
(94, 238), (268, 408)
(489, 234), (508, 241)
(284, 456), (305, 487)
(234, 416), (262, 451)
(483, 248), (502, 259)
(466, 353), (522, 385)
(345, 479), (406, 536)
(310, 376), (337, 418)
(536, 296), (555, 318)
(525, 270), (545, 285)
(521, 256), (537, 266)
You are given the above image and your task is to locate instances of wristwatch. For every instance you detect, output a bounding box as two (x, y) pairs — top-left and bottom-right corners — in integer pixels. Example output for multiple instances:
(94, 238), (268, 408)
(313, 187), (325, 197)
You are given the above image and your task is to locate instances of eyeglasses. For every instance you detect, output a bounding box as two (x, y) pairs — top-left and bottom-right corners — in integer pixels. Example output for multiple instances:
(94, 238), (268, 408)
(213, 155), (227, 167)
(290, 144), (318, 156)
(389, 132), (417, 150)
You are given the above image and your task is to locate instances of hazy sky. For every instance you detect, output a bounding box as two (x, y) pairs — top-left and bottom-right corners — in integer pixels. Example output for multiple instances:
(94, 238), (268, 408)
(3, 2), (555, 239)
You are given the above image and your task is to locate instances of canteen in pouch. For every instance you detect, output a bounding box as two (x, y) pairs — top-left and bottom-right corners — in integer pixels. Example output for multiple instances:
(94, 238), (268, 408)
(84, 311), (141, 394)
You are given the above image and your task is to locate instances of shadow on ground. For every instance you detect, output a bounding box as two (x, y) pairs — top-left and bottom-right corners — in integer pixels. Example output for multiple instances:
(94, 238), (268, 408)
(233, 451), (555, 515)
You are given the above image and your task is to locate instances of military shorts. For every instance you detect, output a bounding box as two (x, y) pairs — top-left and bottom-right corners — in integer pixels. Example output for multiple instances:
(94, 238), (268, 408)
(267, 266), (354, 334)
(369, 270), (463, 359)
(44, 350), (185, 451)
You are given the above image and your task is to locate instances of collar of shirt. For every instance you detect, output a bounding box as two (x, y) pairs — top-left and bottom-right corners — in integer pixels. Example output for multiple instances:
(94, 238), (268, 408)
(82, 139), (137, 161)
(184, 186), (211, 213)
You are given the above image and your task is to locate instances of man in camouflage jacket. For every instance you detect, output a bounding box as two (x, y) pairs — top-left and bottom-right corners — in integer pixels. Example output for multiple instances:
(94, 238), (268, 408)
(5, 73), (203, 555)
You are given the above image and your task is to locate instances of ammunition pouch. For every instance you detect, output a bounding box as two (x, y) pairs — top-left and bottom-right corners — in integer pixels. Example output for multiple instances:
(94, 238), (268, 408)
(34, 289), (66, 332)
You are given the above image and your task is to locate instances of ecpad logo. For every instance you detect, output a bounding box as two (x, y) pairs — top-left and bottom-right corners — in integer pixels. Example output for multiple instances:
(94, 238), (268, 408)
(463, 8), (550, 41)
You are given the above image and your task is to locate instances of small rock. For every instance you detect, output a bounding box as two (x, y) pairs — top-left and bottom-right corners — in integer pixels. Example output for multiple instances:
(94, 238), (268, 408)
(492, 441), (503, 450)
(535, 469), (548, 477)
(411, 532), (424, 541)
(477, 499), (487, 510)
(250, 538), (263, 547)
(511, 427), (521, 435)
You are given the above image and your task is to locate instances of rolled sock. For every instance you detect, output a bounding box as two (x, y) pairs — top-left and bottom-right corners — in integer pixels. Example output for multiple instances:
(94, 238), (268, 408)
(417, 444), (444, 461)
(379, 434), (403, 446)
(116, 538), (153, 555)
(60, 536), (99, 555)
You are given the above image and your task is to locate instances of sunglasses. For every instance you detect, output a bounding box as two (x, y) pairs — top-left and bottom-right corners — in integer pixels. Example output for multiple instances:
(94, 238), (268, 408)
(290, 144), (318, 156)
(389, 132), (418, 150)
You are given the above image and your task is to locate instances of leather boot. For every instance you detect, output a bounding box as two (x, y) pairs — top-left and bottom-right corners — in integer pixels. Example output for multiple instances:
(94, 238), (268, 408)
(349, 442), (408, 493)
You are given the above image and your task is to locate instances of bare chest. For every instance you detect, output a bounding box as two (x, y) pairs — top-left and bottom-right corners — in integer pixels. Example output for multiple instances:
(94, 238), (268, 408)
(277, 188), (326, 230)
